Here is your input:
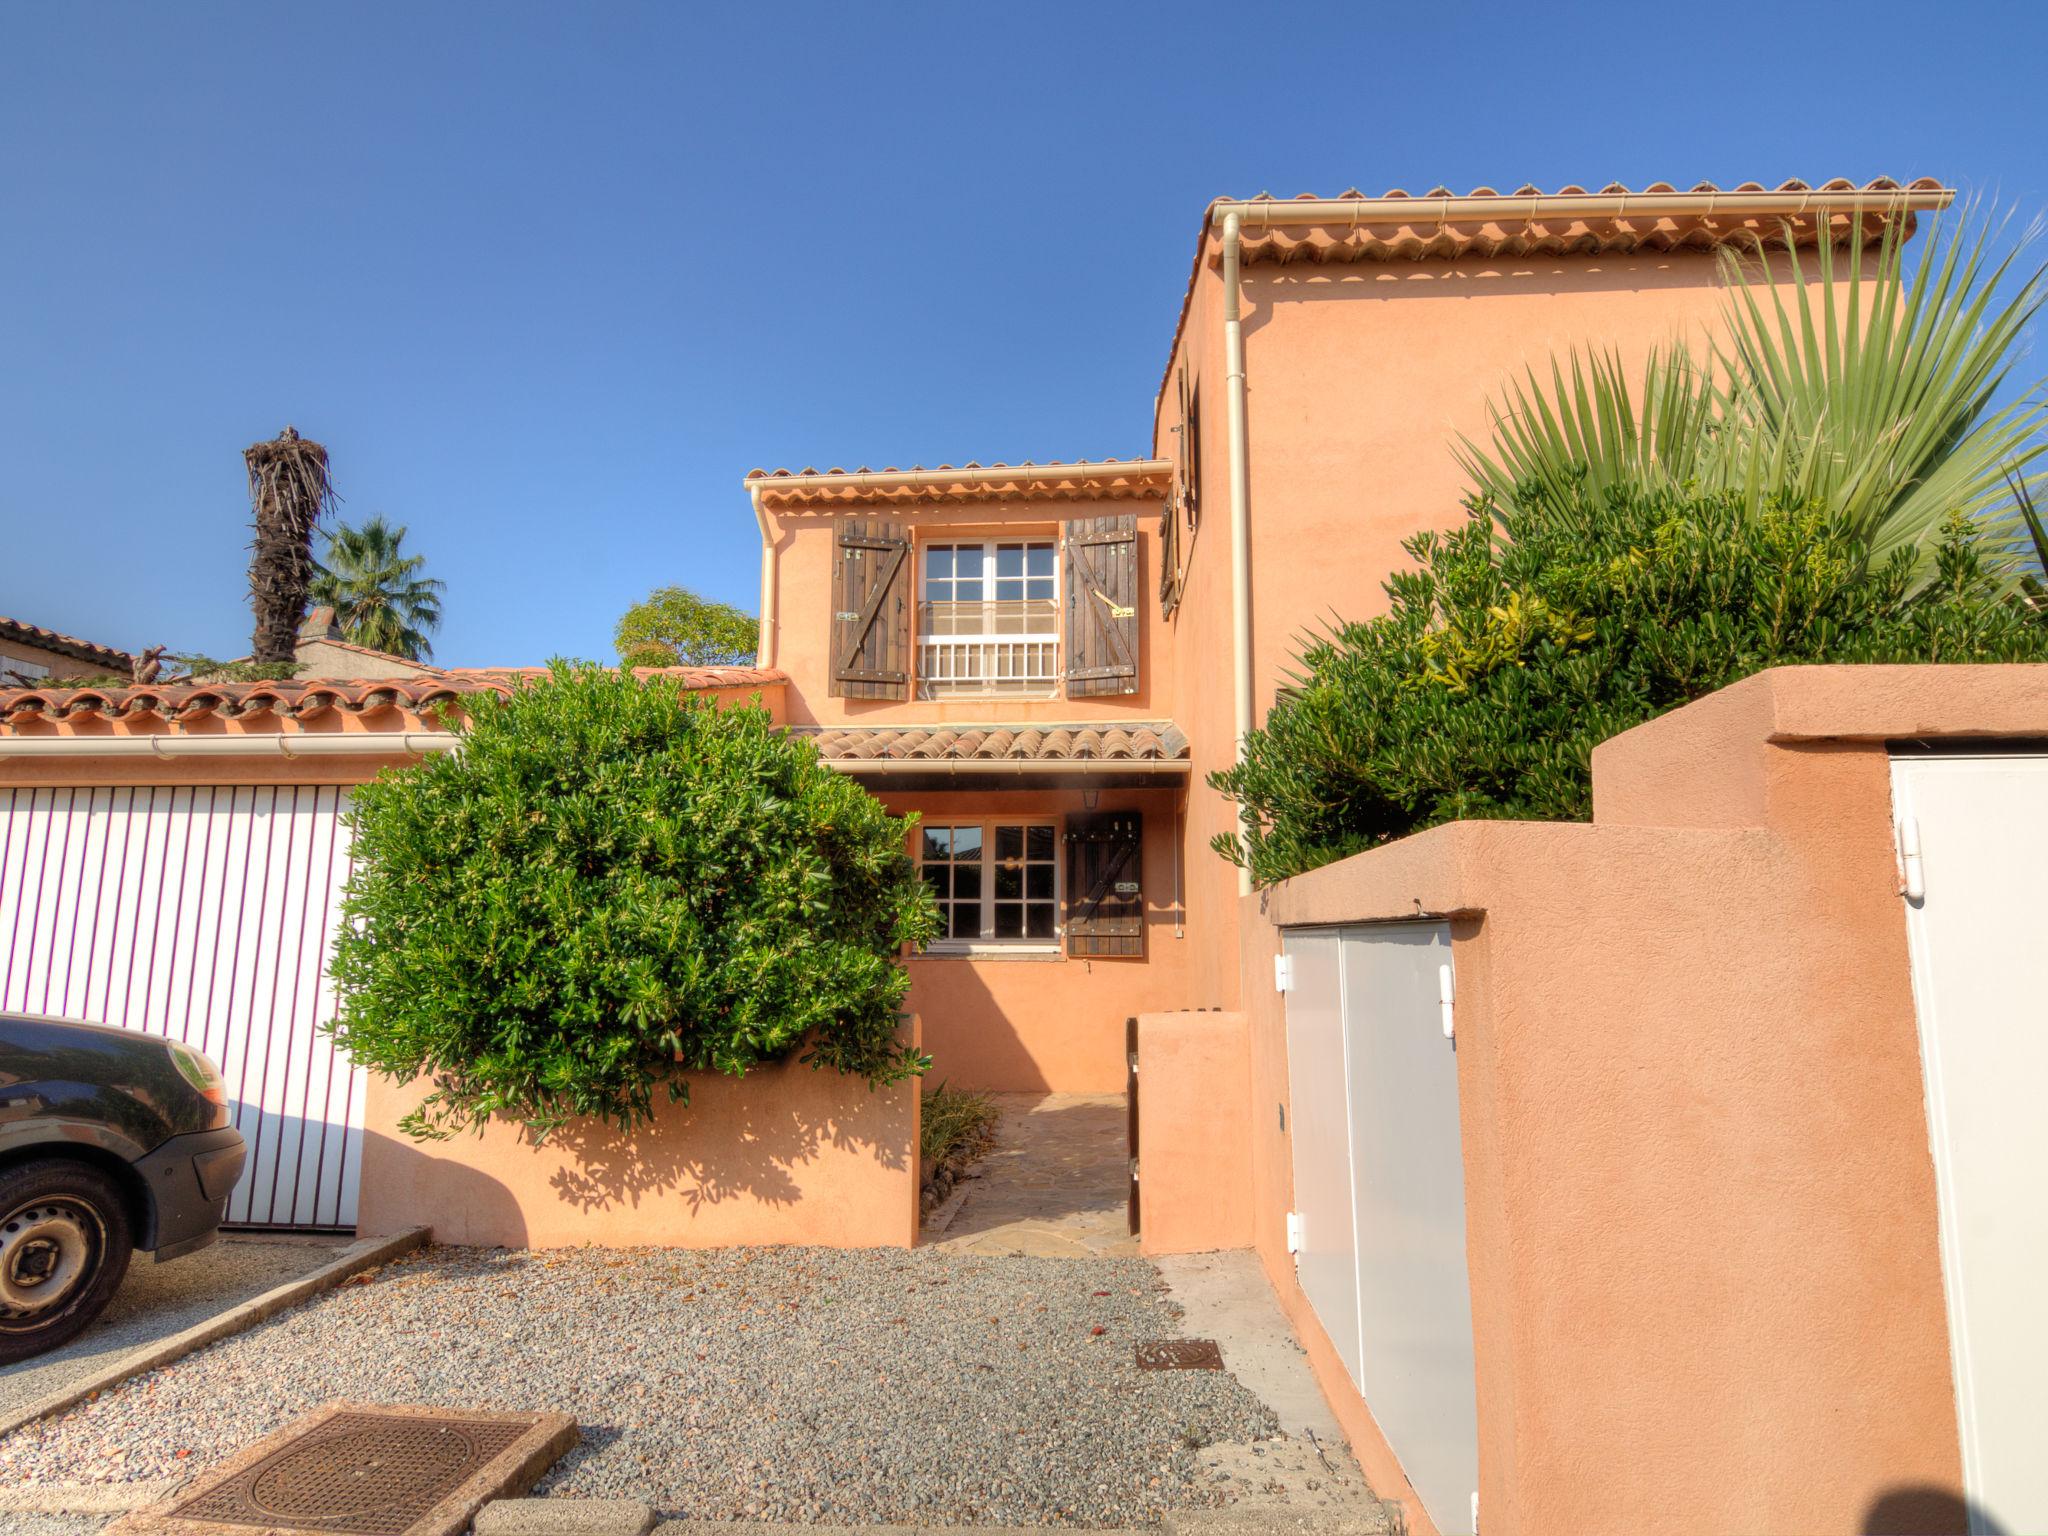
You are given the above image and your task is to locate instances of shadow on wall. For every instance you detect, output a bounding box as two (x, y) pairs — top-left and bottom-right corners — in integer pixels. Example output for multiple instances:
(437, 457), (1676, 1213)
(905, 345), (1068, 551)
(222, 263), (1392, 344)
(1864, 1487), (2005, 1536)
(542, 1075), (909, 1214)
(356, 1054), (920, 1249)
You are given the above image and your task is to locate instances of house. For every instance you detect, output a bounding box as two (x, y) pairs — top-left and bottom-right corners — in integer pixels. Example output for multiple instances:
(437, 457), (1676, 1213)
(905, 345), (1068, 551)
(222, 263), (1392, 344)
(0, 615), (135, 686)
(752, 176), (1952, 1093)
(6, 173), (2001, 1535)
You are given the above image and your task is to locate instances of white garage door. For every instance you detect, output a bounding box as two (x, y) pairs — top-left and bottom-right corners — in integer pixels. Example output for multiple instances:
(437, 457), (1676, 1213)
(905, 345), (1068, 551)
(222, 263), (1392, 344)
(0, 784), (364, 1230)
(1892, 752), (2048, 1536)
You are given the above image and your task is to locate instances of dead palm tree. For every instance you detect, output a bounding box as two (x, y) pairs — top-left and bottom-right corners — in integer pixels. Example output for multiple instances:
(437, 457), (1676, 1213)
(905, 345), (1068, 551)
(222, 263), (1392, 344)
(245, 427), (336, 663)
(311, 515), (446, 661)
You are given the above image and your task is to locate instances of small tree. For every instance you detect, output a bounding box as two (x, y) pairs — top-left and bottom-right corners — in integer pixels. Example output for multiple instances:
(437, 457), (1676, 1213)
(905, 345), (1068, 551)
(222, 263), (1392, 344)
(614, 586), (757, 669)
(1212, 479), (2048, 885)
(327, 664), (938, 1139)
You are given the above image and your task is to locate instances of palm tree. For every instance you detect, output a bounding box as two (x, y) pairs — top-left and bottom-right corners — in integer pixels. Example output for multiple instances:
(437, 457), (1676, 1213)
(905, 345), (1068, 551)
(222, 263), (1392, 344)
(311, 516), (446, 661)
(1456, 209), (2048, 586)
(245, 427), (335, 663)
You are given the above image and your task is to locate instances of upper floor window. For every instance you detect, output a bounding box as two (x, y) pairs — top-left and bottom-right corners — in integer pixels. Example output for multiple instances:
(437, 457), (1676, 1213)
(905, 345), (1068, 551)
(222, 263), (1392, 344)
(918, 540), (1058, 699)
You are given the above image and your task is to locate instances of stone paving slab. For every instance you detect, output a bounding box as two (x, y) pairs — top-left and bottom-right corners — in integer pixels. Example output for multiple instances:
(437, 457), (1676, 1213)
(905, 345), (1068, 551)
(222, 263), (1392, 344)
(927, 1092), (1137, 1258)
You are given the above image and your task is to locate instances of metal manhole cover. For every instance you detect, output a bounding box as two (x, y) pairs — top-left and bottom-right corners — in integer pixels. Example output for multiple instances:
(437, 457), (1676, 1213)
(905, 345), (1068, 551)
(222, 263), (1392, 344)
(121, 1403), (577, 1536)
(1136, 1337), (1224, 1371)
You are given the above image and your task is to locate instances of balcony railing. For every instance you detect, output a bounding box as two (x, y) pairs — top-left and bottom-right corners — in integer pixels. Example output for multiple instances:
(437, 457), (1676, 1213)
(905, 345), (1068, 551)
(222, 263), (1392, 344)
(918, 599), (1059, 699)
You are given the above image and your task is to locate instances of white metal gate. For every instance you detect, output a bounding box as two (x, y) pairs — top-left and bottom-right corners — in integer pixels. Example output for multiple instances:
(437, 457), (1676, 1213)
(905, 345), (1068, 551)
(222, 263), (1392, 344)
(1891, 751), (2048, 1536)
(0, 784), (364, 1230)
(1282, 921), (1478, 1536)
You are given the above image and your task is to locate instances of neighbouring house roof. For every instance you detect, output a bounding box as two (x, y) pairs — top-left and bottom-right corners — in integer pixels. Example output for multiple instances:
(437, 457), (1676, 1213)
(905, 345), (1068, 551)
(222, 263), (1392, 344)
(747, 460), (1171, 511)
(1155, 174), (1955, 426)
(0, 616), (136, 675)
(0, 666), (789, 731)
(798, 721), (1189, 764)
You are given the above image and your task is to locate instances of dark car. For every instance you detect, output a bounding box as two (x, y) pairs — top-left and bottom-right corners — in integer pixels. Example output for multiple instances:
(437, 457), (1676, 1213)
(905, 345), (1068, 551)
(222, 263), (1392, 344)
(0, 1012), (245, 1363)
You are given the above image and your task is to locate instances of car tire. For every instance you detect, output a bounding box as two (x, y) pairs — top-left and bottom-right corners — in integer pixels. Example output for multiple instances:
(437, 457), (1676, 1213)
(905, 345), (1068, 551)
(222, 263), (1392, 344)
(0, 1159), (133, 1365)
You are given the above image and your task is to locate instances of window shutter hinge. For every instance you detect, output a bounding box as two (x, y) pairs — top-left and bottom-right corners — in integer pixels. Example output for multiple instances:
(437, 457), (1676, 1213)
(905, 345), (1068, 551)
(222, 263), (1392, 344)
(1285, 1211), (1304, 1254)
(1895, 815), (1926, 901)
(1274, 954), (1294, 993)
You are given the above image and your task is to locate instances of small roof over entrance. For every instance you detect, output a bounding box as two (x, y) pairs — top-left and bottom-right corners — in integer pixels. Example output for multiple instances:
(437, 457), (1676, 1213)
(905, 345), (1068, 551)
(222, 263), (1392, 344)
(799, 720), (1189, 789)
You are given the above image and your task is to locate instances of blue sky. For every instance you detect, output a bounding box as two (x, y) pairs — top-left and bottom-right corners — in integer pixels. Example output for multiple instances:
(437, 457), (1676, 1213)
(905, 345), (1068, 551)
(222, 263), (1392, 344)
(4, 1), (2044, 668)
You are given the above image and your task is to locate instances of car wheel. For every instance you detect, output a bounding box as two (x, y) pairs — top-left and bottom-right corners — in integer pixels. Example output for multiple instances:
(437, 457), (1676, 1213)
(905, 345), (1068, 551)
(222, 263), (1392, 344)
(0, 1159), (133, 1365)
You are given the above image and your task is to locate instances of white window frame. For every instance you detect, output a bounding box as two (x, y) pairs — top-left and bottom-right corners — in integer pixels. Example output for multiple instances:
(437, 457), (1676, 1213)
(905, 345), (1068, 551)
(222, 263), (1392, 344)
(918, 817), (1062, 955)
(916, 537), (1061, 701)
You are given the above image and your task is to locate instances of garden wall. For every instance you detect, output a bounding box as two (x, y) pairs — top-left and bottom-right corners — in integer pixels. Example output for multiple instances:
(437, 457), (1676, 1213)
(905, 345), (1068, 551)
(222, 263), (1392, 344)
(357, 1047), (921, 1250)
(1141, 665), (2048, 1536)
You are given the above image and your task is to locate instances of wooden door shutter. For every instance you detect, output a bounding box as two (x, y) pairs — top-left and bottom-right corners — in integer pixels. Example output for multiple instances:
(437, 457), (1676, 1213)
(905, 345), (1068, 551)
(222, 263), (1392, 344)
(1064, 811), (1144, 959)
(830, 518), (911, 700)
(1063, 514), (1139, 697)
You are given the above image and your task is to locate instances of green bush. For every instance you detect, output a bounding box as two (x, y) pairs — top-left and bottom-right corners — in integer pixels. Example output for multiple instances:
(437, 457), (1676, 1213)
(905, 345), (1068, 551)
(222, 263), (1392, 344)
(1213, 481), (2048, 885)
(327, 663), (939, 1139)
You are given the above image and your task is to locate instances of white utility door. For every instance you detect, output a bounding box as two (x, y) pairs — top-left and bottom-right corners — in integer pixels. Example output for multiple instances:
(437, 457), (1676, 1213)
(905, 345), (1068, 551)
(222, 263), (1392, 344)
(1891, 752), (2048, 1536)
(1280, 928), (1363, 1387)
(1281, 921), (1478, 1536)
(0, 785), (365, 1230)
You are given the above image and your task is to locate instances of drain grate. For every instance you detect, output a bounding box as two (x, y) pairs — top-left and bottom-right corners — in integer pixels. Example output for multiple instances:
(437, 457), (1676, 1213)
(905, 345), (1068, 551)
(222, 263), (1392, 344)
(1135, 1337), (1224, 1371)
(125, 1403), (576, 1536)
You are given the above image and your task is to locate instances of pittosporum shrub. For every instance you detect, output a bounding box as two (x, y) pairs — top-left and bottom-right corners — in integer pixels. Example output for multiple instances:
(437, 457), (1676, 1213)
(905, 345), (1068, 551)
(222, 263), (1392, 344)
(1213, 480), (2048, 885)
(327, 663), (939, 1139)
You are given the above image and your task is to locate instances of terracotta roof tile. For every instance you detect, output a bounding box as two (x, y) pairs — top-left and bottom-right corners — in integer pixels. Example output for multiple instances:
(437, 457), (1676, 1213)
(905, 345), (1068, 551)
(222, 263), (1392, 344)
(0, 666), (788, 731)
(0, 616), (135, 674)
(797, 721), (1189, 764)
(746, 460), (1171, 510)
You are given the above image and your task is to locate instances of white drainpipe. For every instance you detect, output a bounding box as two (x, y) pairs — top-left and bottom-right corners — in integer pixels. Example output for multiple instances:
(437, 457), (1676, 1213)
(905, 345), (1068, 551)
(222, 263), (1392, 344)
(750, 480), (778, 670)
(1221, 208), (1254, 896)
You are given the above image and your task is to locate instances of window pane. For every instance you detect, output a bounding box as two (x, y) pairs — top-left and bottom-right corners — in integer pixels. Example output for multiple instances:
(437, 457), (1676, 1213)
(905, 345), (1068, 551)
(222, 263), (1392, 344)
(922, 827), (951, 861)
(955, 546), (984, 577)
(995, 825), (1023, 860)
(1025, 826), (1054, 860)
(996, 544), (1024, 577)
(953, 864), (981, 902)
(993, 901), (1024, 937)
(955, 576), (983, 602)
(926, 546), (953, 580)
(922, 867), (947, 898)
(950, 904), (979, 939)
(1027, 864), (1054, 900)
(995, 865), (1022, 900)
(953, 825), (983, 860)
(1026, 905), (1055, 939)
(995, 576), (1024, 602)
(1026, 575), (1054, 601)
(1027, 543), (1055, 577)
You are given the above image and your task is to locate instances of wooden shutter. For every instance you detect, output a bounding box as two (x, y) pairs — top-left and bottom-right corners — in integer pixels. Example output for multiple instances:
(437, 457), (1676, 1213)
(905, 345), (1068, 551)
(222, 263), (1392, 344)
(1063, 514), (1139, 697)
(1064, 811), (1144, 959)
(830, 518), (910, 700)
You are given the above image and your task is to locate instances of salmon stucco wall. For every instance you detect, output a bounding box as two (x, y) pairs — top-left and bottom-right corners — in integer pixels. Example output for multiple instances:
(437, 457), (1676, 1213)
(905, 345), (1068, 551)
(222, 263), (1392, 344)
(1211, 666), (2048, 1536)
(1154, 249), (1740, 1021)
(885, 786), (1188, 1092)
(1133, 1011), (1253, 1255)
(358, 1047), (919, 1250)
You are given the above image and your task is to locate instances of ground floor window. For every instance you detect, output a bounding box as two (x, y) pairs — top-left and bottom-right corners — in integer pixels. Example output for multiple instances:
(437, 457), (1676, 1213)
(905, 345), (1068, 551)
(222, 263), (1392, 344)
(920, 820), (1059, 948)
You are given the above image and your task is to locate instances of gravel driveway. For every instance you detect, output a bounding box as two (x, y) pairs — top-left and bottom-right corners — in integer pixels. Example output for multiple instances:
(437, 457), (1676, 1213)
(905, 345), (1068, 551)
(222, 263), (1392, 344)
(0, 1244), (1279, 1528)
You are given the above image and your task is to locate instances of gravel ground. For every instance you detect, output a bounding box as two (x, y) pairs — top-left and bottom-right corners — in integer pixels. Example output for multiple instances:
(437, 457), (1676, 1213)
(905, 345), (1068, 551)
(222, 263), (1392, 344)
(0, 1236), (349, 1420)
(0, 1244), (1280, 1528)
